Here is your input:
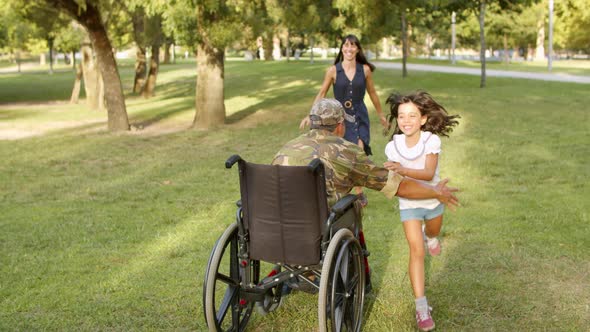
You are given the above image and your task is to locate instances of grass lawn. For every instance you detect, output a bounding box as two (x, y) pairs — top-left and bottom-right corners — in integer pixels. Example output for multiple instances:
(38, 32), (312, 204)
(1, 60), (589, 331)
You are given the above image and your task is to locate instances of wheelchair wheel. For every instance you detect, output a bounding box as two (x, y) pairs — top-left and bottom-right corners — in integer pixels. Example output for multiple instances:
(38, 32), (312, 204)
(203, 223), (258, 332)
(318, 229), (365, 332)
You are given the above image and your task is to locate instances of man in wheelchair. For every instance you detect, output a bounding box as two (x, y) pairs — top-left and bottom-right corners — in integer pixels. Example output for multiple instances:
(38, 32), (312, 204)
(273, 98), (458, 211)
(203, 99), (459, 332)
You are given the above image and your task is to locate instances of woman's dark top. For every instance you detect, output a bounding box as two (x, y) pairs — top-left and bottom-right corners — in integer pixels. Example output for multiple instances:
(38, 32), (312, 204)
(333, 62), (372, 155)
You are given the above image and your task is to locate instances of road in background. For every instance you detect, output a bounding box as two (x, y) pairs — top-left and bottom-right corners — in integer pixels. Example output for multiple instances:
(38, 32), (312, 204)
(375, 61), (590, 84)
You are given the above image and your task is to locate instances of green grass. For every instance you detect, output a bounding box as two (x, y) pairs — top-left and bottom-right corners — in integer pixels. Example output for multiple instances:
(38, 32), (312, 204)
(1, 60), (589, 331)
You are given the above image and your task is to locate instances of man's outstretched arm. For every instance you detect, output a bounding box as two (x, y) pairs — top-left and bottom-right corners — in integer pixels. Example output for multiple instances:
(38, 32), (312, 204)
(395, 177), (460, 210)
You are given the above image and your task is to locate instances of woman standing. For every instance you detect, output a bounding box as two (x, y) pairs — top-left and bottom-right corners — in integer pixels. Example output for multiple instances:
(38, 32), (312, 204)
(300, 34), (388, 205)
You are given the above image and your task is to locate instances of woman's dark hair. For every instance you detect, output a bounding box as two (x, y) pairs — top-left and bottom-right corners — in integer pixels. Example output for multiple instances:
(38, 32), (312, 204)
(384, 90), (460, 139)
(334, 34), (375, 72)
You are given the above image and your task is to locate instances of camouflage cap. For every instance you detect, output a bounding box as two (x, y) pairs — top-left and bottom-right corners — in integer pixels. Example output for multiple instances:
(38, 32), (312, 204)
(309, 98), (344, 128)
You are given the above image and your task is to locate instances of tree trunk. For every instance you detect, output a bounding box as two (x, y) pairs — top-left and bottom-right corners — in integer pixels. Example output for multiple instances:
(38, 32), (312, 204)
(163, 41), (171, 64)
(70, 63), (82, 103)
(534, 15), (545, 61)
(309, 35), (315, 64)
(503, 34), (509, 64)
(272, 35), (281, 60)
(48, 37), (55, 74)
(263, 32), (273, 61)
(49, 0), (129, 131)
(72, 50), (76, 70)
(478, 0), (487, 88)
(16, 51), (21, 73)
(426, 33), (432, 59)
(80, 40), (100, 110)
(381, 37), (390, 58)
(85, 15), (129, 130)
(401, 11), (408, 78)
(171, 43), (175, 63)
(133, 46), (147, 93)
(131, 7), (146, 94)
(286, 29), (290, 62)
(512, 45), (520, 61)
(193, 44), (225, 129)
(142, 44), (159, 98)
(98, 72), (105, 111)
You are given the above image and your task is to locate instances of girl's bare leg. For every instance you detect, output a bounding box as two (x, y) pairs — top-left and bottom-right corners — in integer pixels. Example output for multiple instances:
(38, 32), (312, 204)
(403, 219), (426, 298)
(424, 214), (443, 238)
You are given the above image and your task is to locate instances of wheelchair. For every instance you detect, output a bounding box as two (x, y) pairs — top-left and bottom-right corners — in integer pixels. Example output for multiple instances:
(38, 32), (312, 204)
(203, 155), (371, 332)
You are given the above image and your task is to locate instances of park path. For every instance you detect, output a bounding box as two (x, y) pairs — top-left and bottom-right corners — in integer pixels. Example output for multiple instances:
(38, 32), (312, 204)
(374, 61), (590, 84)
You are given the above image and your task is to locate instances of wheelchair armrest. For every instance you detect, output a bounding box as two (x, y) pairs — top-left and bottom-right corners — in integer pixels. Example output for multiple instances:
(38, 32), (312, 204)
(225, 155), (243, 169)
(307, 159), (323, 173)
(331, 194), (358, 215)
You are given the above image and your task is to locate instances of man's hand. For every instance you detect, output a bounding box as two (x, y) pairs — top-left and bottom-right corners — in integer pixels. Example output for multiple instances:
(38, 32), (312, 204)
(299, 116), (310, 130)
(434, 178), (460, 211)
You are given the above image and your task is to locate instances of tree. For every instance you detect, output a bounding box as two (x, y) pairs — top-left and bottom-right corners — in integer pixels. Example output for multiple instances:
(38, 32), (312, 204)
(121, 1), (165, 98)
(446, 0), (537, 87)
(555, 0), (590, 53)
(54, 20), (85, 69)
(43, 0), (129, 131)
(141, 13), (163, 98)
(54, 21), (86, 104)
(390, 1), (423, 78)
(0, 2), (35, 73)
(15, 2), (70, 74)
(411, 6), (452, 58)
(160, 1), (261, 129)
(274, 0), (333, 63)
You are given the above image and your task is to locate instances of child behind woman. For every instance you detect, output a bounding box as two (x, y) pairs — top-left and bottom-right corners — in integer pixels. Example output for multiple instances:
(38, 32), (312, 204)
(384, 90), (460, 331)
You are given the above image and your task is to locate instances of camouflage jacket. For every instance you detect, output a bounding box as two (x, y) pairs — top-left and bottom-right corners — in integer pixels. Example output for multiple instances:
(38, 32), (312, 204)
(272, 129), (402, 207)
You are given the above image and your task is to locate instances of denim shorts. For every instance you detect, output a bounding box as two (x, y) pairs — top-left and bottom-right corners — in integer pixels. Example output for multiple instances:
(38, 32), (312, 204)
(400, 204), (444, 222)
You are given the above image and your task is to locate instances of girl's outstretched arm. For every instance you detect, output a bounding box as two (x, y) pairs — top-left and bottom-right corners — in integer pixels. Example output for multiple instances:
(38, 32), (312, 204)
(390, 153), (438, 181)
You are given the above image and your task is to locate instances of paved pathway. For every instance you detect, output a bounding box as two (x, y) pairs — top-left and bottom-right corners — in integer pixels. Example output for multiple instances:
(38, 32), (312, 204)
(374, 61), (590, 84)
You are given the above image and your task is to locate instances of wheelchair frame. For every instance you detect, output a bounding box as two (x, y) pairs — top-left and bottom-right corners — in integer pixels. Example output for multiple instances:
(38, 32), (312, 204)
(203, 155), (368, 332)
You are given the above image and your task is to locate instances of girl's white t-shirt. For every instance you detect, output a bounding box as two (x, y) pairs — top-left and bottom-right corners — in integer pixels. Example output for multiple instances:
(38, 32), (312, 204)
(384, 131), (441, 210)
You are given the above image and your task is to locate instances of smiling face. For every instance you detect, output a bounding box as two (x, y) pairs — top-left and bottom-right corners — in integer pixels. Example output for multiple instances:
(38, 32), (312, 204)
(396, 102), (427, 138)
(341, 39), (359, 61)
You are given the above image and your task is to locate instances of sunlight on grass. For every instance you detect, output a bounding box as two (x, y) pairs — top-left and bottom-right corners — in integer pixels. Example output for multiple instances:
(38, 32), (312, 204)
(262, 79), (312, 92)
(105, 207), (223, 291)
(156, 67), (196, 84)
(225, 95), (262, 116)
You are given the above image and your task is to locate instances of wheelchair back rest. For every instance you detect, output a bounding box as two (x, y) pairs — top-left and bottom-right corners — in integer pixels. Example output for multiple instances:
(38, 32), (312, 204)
(238, 160), (329, 265)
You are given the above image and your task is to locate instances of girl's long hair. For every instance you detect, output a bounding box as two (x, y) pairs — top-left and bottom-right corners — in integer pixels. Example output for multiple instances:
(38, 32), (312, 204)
(385, 90), (460, 139)
(334, 34), (375, 72)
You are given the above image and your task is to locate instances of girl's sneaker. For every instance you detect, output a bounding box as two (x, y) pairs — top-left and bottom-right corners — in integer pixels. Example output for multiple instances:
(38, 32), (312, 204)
(416, 307), (435, 331)
(426, 237), (441, 256)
